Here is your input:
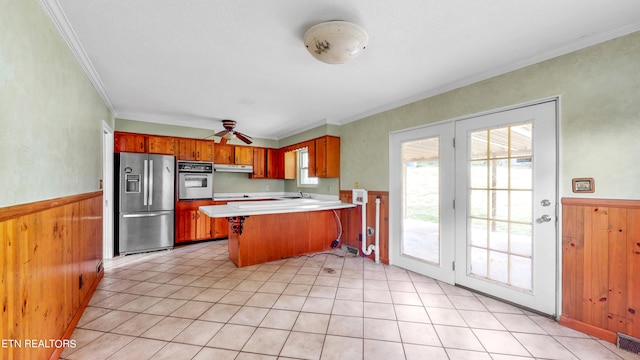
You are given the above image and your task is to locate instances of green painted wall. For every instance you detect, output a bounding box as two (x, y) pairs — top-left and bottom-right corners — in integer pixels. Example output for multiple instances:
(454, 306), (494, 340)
(340, 31), (640, 200)
(0, 0), (113, 207)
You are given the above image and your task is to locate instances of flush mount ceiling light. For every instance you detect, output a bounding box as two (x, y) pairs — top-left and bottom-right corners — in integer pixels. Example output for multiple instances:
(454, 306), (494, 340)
(303, 21), (368, 64)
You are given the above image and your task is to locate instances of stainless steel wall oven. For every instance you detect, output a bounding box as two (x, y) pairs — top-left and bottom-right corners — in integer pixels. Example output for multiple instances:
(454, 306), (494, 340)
(177, 161), (214, 200)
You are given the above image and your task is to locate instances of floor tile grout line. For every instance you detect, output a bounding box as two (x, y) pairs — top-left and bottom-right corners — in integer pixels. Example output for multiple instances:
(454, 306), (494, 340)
(74, 240), (632, 360)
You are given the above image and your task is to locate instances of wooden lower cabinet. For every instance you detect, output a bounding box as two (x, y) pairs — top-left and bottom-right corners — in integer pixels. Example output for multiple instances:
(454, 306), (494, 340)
(561, 198), (640, 343)
(176, 200), (229, 243)
(176, 200), (214, 243)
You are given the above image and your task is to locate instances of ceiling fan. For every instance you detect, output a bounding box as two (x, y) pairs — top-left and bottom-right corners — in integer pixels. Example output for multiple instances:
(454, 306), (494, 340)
(214, 120), (253, 144)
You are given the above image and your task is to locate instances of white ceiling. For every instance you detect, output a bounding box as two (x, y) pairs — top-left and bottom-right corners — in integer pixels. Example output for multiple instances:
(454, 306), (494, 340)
(43, 0), (640, 140)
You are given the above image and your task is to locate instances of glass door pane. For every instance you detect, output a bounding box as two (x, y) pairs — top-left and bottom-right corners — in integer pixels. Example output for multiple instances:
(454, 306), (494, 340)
(402, 137), (440, 264)
(468, 123), (533, 290)
(390, 120), (455, 284)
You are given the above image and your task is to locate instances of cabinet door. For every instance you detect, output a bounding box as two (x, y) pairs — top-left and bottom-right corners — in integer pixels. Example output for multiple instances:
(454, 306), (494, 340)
(196, 211), (212, 239)
(175, 210), (189, 243)
(213, 218), (228, 239)
(251, 148), (266, 178)
(324, 136), (340, 177)
(212, 201), (228, 239)
(114, 132), (146, 153)
(314, 137), (328, 177)
(178, 139), (197, 160)
(266, 148), (284, 179)
(148, 136), (176, 155)
(234, 146), (253, 165)
(307, 140), (317, 178)
(214, 144), (234, 164)
(196, 140), (213, 161)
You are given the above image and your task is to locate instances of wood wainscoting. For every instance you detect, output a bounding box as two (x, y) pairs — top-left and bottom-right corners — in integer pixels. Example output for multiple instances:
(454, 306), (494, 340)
(0, 192), (104, 360)
(339, 191), (389, 264)
(560, 197), (640, 343)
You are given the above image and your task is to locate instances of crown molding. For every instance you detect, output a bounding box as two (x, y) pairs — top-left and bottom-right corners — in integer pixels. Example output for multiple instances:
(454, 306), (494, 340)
(337, 21), (640, 126)
(39, 0), (115, 114)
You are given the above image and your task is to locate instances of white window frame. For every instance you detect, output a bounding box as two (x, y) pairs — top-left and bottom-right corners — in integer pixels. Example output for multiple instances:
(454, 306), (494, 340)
(297, 148), (318, 187)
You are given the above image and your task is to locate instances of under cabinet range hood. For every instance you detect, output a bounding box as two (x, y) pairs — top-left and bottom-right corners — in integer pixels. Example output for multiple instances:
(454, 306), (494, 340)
(214, 164), (254, 173)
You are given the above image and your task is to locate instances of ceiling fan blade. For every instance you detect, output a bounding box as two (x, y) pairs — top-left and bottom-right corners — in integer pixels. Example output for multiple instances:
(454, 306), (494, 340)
(214, 129), (230, 137)
(235, 132), (253, 144)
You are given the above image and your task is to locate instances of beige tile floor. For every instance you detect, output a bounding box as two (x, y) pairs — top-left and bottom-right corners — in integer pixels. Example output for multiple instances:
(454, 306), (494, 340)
(61, 240), (639, 360)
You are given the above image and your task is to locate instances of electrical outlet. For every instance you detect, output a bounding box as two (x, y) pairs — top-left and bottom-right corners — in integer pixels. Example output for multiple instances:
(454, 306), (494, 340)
(367, 227), (375, 236)
(266, 185), (270, 191)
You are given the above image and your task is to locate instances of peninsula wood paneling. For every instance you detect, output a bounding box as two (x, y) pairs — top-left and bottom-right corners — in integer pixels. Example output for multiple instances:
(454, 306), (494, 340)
(560, 197), (640, 343)
(339, 191), (389, 264)
(227, 210), (340, 267)
(0, 192), (103, 360)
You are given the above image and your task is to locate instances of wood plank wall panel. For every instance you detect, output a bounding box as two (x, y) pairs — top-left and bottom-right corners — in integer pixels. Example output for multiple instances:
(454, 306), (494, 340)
(560, 198), (640, 343)
(339, 191), (389, 264)
(608, 207), (628, 333)
(628, 209), (640, 337)
(0, 192), (103, 360)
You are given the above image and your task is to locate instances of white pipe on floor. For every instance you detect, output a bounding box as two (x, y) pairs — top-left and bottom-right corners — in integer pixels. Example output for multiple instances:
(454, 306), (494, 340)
(361, 202), (377, 258)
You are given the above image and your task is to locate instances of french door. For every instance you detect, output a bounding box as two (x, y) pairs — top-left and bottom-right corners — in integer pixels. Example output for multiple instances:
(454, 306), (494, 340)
(390, 100), (557, 315)
(389, 122), (455, 283)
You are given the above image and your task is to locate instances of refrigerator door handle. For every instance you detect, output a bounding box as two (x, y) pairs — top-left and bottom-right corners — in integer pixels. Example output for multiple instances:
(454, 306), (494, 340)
(143, 159), (148, 205)
(122, 212), (169, 218)
(149, 160), (154, 206)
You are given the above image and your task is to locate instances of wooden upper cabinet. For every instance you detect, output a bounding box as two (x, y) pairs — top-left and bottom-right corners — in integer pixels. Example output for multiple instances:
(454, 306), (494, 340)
(148, 135), (176, 155)
(114, 132), (146, 153)
(234, 146), (253, 165)
(266, 148), (284, 179)
(214, 144), (235, 164)
(309, 136), (340, 178)
(178, 139), (213, 161)
(178, 138), (196, 160)
(196, 140), (213, 161)
(250, 147), (266, 178)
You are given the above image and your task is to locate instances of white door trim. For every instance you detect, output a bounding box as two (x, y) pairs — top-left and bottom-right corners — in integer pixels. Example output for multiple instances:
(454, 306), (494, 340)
(102, 121), (114, 259)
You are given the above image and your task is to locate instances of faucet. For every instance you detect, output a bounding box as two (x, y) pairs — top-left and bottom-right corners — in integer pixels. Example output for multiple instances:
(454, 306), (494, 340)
(299, 191), (304, 198)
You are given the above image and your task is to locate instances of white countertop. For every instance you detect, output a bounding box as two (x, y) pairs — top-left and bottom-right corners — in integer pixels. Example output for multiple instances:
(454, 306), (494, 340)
(200, 198), (356, 217)
(213, 192), (338, 202)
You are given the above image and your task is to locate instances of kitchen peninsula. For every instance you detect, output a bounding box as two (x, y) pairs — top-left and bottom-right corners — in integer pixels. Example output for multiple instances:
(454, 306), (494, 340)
(200, 198), (355, 267)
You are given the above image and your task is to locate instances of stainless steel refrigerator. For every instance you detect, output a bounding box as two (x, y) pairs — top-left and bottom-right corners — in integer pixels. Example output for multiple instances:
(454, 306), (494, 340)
(117, 152), (175, 255)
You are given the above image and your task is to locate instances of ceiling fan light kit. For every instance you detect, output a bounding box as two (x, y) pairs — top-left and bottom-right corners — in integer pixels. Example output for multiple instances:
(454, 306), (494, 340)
(303, 21), (368, 64)
(214, 120), (253, 144)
